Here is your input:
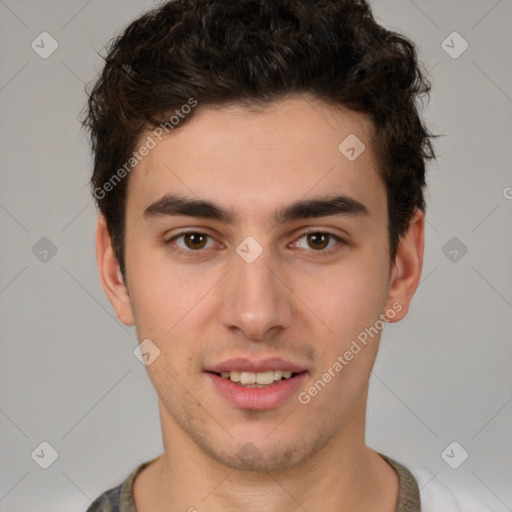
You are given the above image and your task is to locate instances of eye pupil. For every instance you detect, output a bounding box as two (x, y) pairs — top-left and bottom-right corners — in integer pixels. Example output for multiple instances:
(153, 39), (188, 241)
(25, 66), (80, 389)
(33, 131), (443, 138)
(185, 233), (207, 249)
(308, 233), (328, 250)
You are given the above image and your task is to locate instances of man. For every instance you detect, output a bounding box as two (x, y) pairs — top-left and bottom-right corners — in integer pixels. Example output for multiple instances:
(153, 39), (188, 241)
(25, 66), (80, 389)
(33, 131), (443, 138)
(83, 0), (448, 510)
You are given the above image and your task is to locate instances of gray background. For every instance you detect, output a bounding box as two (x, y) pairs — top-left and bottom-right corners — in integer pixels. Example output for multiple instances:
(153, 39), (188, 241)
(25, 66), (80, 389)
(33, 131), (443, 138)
(0, 0), (511, 510)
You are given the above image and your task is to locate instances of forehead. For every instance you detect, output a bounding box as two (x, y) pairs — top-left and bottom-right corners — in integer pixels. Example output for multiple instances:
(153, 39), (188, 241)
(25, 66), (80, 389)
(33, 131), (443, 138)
(126, 97), (386, 222)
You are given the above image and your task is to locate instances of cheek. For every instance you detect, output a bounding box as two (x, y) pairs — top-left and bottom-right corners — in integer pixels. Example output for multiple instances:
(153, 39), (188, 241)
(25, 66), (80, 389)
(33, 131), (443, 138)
(126, 249), (219, 376)
(300, 256), (389, 343)
(125, 242), (197, 336)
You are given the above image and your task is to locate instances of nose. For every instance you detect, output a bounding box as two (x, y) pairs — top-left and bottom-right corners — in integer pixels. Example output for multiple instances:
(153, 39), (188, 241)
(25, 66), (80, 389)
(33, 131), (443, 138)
(218, 245), (294, 341)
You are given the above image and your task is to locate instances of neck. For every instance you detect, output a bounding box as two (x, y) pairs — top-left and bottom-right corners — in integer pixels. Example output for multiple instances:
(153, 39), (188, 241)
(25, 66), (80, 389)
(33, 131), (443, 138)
(134, 402), (399, 512)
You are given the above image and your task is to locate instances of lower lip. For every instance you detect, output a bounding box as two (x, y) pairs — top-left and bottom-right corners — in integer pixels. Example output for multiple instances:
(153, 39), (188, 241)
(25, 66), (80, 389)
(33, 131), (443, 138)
(207, 372), (307, 411)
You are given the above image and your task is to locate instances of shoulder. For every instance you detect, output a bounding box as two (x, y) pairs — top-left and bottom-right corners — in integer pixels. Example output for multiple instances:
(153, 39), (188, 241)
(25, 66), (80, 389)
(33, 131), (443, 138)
(410, 467), (495, 512)
(86, 483), (124, 512)
(85, 458), (159, 512)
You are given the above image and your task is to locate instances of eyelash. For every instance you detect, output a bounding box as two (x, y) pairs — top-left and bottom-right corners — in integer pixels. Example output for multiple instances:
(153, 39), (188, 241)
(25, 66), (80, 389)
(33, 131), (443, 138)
(164, 230), (346, 258)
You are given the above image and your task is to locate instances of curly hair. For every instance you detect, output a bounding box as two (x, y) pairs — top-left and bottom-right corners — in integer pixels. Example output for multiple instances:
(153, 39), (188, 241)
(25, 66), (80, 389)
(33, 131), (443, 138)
(83, 0), (435, 278)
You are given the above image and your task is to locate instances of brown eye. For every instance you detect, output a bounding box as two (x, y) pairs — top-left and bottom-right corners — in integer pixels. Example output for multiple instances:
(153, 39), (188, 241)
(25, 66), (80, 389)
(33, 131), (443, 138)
(307, 232), (330, 250)
(167, 231), (216, 253)
(182, 232), (208, 250)
(292, 231), (344, 256)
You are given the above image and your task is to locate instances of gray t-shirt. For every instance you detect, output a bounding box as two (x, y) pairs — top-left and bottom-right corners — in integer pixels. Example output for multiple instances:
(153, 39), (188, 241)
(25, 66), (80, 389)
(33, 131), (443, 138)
(86, 452), (421, 511)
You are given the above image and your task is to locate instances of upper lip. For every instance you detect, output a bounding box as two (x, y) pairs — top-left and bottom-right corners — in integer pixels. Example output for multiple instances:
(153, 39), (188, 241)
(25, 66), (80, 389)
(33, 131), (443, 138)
(206, 357), (308, 374)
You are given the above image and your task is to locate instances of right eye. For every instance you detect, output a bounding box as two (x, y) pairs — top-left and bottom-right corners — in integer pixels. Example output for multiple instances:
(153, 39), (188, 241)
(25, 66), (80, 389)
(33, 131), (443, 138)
(165, 231), (218, 255)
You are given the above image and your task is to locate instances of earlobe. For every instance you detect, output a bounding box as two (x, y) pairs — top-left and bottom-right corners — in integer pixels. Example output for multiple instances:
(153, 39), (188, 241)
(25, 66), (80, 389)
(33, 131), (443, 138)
(385, 209), (425, 323)
(95, 215), (135, 326)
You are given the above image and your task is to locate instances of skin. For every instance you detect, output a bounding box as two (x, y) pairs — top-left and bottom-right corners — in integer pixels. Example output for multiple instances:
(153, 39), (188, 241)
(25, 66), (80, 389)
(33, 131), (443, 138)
(96, 96), (424, 511)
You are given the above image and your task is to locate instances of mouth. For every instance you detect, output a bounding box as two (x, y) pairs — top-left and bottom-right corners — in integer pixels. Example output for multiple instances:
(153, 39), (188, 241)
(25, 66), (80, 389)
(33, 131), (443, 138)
(212, 369), (303, 387)
(204, 358), (308, 410)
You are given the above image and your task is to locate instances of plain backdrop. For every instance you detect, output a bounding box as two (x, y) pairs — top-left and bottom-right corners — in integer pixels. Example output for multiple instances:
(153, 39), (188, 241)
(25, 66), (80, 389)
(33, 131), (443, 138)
(0, 0), (511, 510)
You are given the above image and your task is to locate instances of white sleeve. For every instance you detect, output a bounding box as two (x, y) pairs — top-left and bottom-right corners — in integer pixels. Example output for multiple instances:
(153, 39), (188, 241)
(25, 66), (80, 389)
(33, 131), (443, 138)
(410, 468), (496, 512)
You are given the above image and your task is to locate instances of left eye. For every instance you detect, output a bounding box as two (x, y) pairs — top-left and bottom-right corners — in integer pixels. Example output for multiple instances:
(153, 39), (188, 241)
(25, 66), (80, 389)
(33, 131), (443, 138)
(292, 232), (342, 251)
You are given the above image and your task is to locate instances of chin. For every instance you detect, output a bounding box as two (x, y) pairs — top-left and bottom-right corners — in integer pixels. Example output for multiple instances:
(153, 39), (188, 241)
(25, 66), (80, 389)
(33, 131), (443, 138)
(194, 427), (335, 474)
(208, 443), (306, 473)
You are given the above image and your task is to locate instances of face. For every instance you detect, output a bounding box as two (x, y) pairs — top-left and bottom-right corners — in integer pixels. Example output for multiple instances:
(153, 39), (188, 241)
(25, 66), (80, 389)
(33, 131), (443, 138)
(97, 96), (423, 472)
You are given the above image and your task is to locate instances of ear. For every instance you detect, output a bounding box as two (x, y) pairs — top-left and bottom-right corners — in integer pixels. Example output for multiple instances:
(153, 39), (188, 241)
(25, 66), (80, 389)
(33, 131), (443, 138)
(385, 209), (425, 322)
(95, 214), (135, 326)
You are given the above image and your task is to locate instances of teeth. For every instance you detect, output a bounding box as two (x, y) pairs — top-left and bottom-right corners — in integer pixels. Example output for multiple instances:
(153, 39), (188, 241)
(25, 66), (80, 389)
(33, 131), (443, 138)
(240, 372), (256, 385)
(219, 370), (295, 385)
(256, 371), (274, 385)
(230, 371), (241, 382)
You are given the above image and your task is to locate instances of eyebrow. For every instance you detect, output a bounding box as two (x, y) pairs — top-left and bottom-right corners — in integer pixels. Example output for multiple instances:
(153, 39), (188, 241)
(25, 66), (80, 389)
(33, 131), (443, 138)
(143, 193), (369, 225)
